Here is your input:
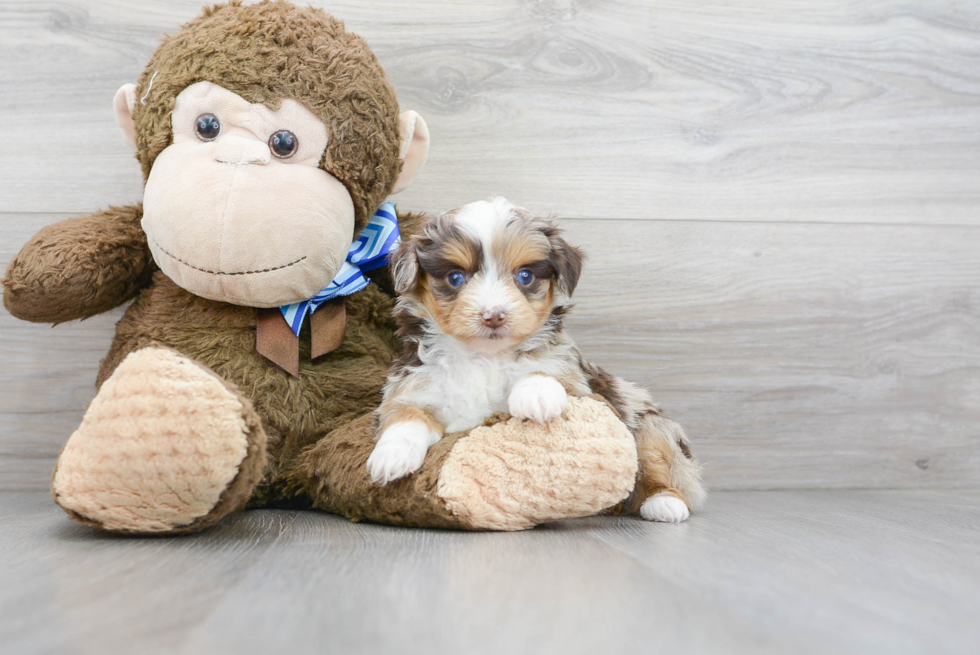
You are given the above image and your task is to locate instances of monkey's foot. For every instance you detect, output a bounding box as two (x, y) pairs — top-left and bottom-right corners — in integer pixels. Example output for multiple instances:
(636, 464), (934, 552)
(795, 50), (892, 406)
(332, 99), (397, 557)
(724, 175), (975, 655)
(52, 347), (267, 534)
(436, 397), (638, 530)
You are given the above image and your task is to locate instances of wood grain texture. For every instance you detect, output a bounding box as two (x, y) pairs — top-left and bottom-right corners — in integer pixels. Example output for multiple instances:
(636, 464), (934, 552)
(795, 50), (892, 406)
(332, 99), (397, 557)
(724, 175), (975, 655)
(561, 219), (980, 490)
(0, 0), (979, 222)
(1, 489), (978, 654)
(2, 214), (978, 492)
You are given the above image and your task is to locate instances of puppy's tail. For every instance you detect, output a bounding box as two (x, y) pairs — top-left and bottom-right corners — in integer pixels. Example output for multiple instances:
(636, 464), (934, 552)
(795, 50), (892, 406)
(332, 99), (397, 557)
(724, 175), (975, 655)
(585, 366), (707, 513)
(629, 410), (707, 512)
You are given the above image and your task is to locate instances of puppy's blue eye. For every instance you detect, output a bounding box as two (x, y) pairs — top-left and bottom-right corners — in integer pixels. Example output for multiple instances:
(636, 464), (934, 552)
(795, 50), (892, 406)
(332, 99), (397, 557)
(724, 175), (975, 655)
(516, 269), (534, 286)
(447, 271), (466, 287)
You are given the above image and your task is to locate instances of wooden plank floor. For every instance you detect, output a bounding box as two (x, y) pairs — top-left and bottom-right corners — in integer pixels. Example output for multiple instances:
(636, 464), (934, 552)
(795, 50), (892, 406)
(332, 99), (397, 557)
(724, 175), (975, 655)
(1, 489), (978, 655)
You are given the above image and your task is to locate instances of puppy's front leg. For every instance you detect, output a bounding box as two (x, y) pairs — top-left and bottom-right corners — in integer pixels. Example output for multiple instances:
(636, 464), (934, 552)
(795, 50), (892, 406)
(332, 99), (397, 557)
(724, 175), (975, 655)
(368, 405), (443, 485)
(508, 374), (569, 423)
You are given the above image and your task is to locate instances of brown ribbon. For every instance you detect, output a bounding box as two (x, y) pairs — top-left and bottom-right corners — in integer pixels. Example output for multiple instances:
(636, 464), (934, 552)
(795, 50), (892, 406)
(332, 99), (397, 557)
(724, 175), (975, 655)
(310, 299), (347, 359)
(255, 299), (347, 377)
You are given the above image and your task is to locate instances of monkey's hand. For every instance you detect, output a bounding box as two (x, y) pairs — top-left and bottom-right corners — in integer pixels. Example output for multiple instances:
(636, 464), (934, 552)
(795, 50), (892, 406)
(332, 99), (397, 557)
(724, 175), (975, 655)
(2, 204), (154, 323)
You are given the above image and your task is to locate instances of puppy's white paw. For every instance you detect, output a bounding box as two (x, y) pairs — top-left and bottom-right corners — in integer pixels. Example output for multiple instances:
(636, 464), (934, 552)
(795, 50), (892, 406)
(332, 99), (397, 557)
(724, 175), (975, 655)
(367, 421), (441, 485)
(508, 374), (569, 423)
(640, 493), (691, 523)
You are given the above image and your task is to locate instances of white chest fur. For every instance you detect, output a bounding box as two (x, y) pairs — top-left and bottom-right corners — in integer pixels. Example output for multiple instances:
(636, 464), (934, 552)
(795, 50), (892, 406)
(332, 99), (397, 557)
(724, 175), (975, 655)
(401, 338), (572, 433)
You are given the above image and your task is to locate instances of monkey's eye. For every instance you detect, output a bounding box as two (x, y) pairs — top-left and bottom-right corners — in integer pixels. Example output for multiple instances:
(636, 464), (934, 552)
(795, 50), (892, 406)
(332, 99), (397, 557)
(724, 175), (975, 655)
(269, 130), (298, 159)
(447, 271), (466, 288)
(516, 269), (534, 286)
(195, 114), (221, 141)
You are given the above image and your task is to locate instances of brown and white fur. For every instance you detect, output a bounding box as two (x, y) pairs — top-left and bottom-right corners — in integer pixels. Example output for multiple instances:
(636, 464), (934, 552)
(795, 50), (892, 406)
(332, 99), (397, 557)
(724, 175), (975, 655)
(366, 197), (706, 522)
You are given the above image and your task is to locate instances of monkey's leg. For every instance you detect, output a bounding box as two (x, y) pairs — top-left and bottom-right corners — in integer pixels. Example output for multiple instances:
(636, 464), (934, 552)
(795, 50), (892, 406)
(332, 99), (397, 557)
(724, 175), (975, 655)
(284, 396), (638, 531)
(623, 412), (707, 523)
(52, 346), (267, 534)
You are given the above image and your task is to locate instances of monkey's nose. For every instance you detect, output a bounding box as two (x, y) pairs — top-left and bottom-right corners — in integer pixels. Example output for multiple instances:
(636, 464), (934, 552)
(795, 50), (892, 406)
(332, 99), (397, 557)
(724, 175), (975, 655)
(213, 135), (271, 165)
(482, 309), (507, 328)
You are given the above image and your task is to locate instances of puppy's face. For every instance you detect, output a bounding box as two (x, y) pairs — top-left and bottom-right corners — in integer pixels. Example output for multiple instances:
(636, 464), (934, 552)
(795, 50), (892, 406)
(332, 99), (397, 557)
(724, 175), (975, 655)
(393, 197), (584, 353)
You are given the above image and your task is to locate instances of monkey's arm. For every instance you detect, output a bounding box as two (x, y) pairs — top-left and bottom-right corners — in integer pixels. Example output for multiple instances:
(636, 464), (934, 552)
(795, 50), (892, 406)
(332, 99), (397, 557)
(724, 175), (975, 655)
(2, 204), (155, 323)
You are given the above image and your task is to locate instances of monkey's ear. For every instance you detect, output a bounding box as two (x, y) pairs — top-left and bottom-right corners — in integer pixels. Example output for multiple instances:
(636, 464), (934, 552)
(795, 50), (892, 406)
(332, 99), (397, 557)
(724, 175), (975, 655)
(392, 111), (429, 194)
(113, 83), (138, 151)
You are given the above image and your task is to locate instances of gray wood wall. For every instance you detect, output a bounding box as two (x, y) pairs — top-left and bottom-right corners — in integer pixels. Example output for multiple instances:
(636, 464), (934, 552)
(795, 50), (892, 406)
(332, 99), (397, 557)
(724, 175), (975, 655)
(1, 0), (978, 492)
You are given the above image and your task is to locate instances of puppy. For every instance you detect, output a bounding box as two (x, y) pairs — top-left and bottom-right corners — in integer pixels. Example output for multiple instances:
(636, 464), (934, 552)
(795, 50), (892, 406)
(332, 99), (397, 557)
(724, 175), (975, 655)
(366, 197), (706, 522)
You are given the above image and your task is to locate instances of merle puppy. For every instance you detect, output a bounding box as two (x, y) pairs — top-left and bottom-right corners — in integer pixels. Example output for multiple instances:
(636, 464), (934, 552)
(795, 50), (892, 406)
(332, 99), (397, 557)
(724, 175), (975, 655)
(366, 198), (705, 522)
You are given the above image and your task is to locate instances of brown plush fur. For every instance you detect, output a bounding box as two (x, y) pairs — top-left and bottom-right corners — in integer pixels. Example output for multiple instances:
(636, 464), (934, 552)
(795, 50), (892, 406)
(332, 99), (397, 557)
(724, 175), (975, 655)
(283, 410), (472, 529)
(1, 2), (643, 533)
(93, 268), (489, 528)
(133, 0), (402, 231)
(2, 205), (154, 323)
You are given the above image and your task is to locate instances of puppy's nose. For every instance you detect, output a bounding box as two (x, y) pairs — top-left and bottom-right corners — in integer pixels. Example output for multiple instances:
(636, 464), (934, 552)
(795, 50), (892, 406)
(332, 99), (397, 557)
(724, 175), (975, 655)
(482, 309), (507, 328)
(213, 135), (270, 165)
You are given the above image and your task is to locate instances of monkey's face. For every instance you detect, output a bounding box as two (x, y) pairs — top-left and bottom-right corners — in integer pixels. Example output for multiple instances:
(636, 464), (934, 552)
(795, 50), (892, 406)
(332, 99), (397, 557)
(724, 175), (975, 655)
(139, 82), (355, 307)
(112, 4), (430, 308)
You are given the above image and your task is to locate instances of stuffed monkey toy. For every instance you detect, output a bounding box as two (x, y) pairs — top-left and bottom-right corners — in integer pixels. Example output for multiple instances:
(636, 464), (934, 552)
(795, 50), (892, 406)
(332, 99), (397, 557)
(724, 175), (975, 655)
(2, 1), (700, 534)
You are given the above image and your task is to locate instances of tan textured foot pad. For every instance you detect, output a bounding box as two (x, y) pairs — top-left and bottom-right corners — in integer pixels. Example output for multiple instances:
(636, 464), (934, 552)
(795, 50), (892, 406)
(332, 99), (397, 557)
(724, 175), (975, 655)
(53, 347), (255, 533)
(436, 397), (638, 531)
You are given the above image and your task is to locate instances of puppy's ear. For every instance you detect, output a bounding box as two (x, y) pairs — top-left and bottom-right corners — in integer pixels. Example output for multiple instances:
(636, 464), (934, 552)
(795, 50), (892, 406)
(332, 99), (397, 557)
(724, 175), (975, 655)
(391, 237), (422, 295)
(549, 234), (585, 297)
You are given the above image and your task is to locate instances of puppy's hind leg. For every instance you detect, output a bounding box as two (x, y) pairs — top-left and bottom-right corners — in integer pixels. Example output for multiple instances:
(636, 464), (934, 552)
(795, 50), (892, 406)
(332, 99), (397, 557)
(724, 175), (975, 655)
(626, 412), (706, 523)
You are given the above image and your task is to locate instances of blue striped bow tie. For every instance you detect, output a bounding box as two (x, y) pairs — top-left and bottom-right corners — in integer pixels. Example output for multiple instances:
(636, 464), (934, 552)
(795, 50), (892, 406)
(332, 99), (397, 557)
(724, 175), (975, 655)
(279, 202), (400, 336)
